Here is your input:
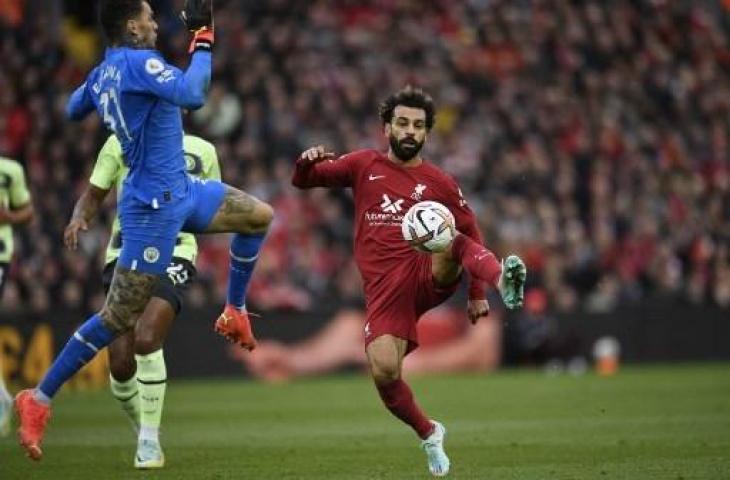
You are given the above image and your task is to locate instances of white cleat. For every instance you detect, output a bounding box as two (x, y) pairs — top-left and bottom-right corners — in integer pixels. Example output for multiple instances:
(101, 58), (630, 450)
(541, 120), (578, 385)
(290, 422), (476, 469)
(422, 420), (450, 477)
(0, 388), (12, 437)
(134, 439), (165, 469)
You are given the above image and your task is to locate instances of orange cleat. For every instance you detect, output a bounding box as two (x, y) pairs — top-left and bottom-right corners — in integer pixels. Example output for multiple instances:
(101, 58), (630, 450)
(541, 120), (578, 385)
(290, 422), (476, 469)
(15, 389), (51, 461)
(215, 304), (258, 351)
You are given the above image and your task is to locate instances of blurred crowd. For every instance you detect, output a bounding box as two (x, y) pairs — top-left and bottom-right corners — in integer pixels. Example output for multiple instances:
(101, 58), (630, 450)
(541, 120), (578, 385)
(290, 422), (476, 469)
(0, 0), (728, 316)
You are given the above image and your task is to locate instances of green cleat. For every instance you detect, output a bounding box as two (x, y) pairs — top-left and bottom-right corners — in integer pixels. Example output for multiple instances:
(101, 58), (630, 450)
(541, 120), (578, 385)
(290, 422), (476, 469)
(498, 255), (527, 309)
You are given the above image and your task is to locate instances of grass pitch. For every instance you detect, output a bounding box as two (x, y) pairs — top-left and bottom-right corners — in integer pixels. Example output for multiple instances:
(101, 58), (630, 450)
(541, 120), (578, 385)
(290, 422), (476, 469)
(1, 363), (728, 479)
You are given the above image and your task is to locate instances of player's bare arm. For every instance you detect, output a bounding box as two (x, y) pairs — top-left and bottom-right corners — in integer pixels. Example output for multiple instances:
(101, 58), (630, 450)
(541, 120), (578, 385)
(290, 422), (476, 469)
(0, 202), (33, 226)
(204, 186), (273, 235)
(101, 266), (158, 333)
(64, 185), (110, 250)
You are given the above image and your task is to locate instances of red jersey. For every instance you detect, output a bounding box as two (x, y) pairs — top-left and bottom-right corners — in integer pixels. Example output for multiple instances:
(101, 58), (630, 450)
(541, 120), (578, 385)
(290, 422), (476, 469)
(292, 149), (486, 300)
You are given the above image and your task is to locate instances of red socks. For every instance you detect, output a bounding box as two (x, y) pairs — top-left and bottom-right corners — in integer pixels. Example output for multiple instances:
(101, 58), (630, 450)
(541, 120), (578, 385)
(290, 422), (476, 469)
(376, 379), (434, 439)
(451, 234), (502, 287)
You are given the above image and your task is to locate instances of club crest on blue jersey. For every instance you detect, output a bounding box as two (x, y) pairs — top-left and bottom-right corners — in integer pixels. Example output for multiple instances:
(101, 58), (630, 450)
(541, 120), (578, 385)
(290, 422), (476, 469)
(145, 58), (165, 75)
(143, 247), (161, 264)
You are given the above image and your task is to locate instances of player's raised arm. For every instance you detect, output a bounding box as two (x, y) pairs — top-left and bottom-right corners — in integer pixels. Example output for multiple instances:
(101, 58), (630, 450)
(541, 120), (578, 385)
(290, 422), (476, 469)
(291, 146), (356, 189)
(128, 0), (214, 109)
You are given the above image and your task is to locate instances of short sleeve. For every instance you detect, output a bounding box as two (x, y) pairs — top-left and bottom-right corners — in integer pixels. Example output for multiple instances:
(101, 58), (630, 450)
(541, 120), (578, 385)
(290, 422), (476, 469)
(90, 135), (123, 190)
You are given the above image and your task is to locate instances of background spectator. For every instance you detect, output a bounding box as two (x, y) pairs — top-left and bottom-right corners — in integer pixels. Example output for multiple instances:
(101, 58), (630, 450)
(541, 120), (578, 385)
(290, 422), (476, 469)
(0, 0), (728, 319)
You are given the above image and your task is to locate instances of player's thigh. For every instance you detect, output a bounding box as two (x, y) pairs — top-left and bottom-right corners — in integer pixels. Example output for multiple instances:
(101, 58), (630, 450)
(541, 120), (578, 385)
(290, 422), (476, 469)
(202, 184), (273, 234)
(419, 253), (462, 316)
(366, 334), (409, 383)
(101, 265), (158, 333)
(431, 250), (462, 288)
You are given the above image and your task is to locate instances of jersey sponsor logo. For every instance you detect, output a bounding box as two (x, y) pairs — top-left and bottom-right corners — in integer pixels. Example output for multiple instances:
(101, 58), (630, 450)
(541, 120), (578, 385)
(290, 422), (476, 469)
(365, 194), (405, 227)
(145, 57), (165, 75)
(380, 194), (404, 214)
(156, 69), (176, 84)
(411, 183), (427, 200)
(368, 174), (386, 181)
(143, 246), (161, 264)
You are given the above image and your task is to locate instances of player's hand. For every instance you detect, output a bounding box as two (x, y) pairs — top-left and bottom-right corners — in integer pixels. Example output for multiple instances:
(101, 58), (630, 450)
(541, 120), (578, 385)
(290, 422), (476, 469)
(467, 299), (490, 324)
(64, 218), (88, 250)
(299, 145), (335, 164)
(181, 0), (213, 32)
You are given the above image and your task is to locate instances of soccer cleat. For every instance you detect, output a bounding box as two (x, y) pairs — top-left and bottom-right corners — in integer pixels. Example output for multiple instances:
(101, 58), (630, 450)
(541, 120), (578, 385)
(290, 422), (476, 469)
(215, 304), (257, 350)
(0, 387), (12, 437)
(134, 439), (165, 469)
(15, 389), (51, 461)
(498, 255), (527, 310)
(422, 420), (450, 477)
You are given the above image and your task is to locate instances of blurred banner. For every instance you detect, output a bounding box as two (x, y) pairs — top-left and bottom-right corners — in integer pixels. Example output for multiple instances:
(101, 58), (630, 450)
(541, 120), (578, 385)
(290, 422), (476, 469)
(1, 303), (729, 389)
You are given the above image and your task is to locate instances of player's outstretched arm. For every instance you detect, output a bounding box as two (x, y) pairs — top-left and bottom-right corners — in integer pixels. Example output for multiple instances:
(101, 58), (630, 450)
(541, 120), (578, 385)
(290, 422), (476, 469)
(129, 1), (214, 110)
(64, 185), (110, 250)
(291, 145), (356, 189)
(176, 0), (214, 108)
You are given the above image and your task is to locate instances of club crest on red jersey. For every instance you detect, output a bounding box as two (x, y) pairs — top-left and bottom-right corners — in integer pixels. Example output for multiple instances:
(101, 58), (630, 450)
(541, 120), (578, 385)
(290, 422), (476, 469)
(411, 183), (427, 201)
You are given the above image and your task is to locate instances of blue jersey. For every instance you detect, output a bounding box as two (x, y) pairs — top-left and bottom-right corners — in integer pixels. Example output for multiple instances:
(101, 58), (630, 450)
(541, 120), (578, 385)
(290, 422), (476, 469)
(66, 47), (211, 206)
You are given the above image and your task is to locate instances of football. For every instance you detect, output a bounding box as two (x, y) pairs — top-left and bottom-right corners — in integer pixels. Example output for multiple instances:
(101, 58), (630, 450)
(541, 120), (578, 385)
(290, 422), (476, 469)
(401, 201), (456, 253)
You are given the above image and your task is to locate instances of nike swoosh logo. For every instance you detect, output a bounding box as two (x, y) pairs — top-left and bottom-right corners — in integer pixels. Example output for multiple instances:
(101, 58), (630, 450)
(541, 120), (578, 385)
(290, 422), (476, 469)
(368, 174), (385, 181)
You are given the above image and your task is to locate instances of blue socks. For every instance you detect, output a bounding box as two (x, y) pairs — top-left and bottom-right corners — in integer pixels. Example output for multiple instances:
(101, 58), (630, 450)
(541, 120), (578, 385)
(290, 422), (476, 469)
(227, 233), (265, 310)
(37, 314), (115, 400)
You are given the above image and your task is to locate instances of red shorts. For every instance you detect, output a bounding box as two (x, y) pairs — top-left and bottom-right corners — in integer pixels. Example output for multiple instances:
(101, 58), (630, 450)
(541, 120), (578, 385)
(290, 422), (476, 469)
(363, 254), (460, 353)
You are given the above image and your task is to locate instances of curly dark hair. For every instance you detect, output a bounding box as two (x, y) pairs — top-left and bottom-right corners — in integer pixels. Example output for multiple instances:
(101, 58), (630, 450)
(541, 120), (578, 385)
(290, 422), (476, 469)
(378, 86), (436, 130)
(99, 0), (145, 44)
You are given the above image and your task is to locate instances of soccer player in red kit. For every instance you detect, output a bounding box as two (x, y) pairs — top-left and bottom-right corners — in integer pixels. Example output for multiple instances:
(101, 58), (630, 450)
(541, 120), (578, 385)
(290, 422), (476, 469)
(292, 86), (526, 477)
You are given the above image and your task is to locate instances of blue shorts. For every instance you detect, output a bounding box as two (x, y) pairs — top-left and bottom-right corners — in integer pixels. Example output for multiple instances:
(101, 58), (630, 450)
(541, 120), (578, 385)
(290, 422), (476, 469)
(118, 178), (226, 274)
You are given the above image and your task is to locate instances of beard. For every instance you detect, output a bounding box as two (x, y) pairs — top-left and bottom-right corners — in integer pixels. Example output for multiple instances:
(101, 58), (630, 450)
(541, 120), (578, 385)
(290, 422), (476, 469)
(389, 135), (424, 161)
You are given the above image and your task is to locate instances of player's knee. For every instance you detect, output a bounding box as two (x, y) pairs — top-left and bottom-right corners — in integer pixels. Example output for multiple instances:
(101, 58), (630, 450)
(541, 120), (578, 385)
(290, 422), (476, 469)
(370, 361), (401, 385)
(134, 329), (162, 355)
(109, 354), (136, 381)
(250, 201), (274, 233)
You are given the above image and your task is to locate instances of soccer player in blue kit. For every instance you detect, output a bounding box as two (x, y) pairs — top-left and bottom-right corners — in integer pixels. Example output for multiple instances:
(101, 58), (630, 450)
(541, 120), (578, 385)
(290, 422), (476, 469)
(14, 0), (273, 464)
